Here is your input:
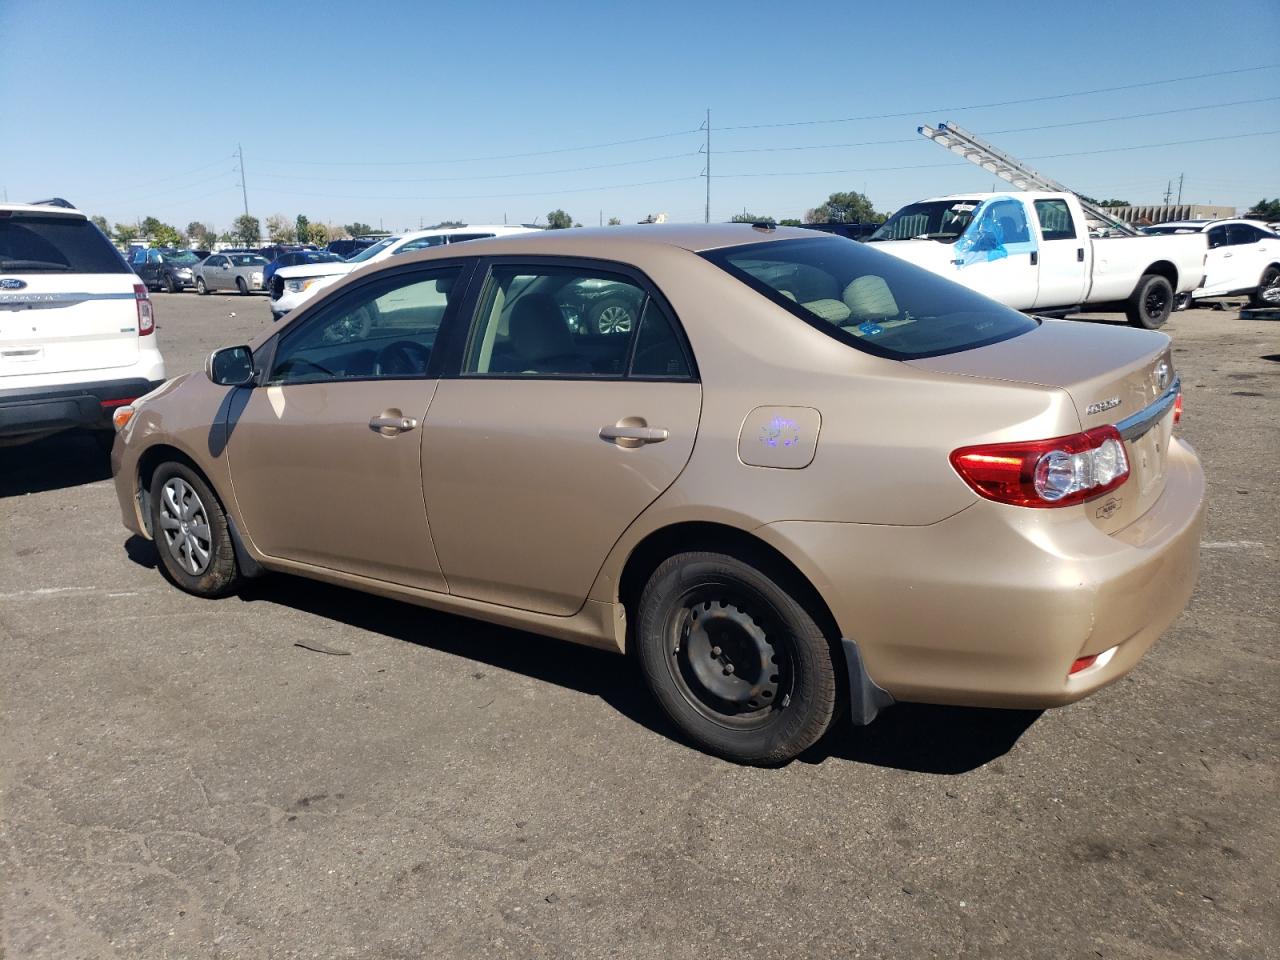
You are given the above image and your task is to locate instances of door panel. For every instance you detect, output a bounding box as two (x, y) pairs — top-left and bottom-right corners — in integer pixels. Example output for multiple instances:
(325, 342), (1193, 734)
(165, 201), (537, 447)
(1031, 198), (1088, 308)
(227, 379), (445, 589)
(950, 197), (1039, 309)
(422, 379), (701, 615)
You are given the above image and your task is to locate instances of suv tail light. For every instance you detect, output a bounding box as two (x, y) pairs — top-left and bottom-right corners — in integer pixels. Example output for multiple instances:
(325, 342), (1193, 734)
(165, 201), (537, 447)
(950, 426), (1130, 508)
(133, 283), (155, 336)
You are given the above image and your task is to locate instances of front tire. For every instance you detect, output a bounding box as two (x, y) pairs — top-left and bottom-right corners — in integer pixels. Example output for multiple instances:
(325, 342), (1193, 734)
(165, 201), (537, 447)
(149, 462), (240, 598)
(1126, 273), (1173, 329)
(635, 551), (838, 765)
(236, 277), (249, 296)
(196, 277), (209, 295)
(1250, 265), (1280, 308)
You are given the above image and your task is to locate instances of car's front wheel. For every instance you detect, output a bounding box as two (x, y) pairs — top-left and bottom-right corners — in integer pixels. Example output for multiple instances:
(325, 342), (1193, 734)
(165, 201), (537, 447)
(196, 277), (209, 295)
(1251, 265), (1280, 308)
(149, 462), (240, 598)
(635, 551), (838, 765)
(165, 273), (179, 294)
(236, 277), (250, 296)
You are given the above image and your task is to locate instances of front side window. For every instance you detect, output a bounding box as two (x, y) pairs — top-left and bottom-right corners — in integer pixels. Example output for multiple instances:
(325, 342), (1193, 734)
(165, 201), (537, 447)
(347, 237), (399, 263)
(269, 267), (463, 385)
(1207, 226), (1228, 249)
(704, 236), (1038, 360)
(1033, 199), (1076, 241)
(393, 235), (448, 255)
(462, 265), (664, 378)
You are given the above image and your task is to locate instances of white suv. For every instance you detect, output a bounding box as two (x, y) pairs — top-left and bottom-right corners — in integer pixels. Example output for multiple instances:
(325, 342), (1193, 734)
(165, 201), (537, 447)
(1145, 219), (1279, 304)
(269, 224), (539, 318)
(0, 201), (165, 447)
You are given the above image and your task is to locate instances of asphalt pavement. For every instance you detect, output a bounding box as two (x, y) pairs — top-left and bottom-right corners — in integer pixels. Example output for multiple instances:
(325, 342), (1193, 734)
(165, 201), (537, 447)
(2, 290), (1277, 959)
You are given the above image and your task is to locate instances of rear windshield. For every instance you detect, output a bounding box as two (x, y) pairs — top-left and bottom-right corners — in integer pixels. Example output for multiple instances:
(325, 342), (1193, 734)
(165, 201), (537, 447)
(0, 215), (130, 274)
(703, 236), (1038, 360)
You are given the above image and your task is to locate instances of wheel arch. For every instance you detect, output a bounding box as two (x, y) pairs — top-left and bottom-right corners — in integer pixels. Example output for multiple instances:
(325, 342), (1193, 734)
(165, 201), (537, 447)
(135, 443), (224, 538)
(1138, 260), (1179, 293)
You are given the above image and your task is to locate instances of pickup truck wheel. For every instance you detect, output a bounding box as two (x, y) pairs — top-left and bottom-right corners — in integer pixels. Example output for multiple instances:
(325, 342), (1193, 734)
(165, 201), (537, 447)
(1250, 266), (1280, 307)
(635, 550), (838, 765)
(1126, 274), (1173, 329)
(196, 277), (209, 295)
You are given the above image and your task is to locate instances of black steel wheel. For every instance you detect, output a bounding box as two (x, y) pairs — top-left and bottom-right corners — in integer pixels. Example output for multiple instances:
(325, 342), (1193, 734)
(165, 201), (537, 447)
(635, 550), (838, 764)
(1126, 273), (1173, 329)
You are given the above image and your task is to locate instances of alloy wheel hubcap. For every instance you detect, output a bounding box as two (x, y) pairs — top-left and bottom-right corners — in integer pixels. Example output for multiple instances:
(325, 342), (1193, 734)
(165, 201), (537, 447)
(597, 305), (633, 335)
(158, 478), (212, 576)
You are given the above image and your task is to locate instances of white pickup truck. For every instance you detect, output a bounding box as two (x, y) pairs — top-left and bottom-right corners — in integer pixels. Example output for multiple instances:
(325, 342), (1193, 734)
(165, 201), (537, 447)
(866, 192), (1206, 328)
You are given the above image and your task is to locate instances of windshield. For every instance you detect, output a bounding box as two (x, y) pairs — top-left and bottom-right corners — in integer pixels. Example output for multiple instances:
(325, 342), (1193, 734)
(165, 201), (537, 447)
(703, 236), (1037, 360)
(230, 254), (267, 266)
(347, 237), (398, 262)
(162, 250), (200, 265)
(869, 200), (981, 243)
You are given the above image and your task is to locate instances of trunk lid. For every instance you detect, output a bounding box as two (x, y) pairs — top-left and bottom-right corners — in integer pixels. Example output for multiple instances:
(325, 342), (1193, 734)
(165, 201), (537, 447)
(0, 273), (141, 377)
(909, 319), (1177, 532)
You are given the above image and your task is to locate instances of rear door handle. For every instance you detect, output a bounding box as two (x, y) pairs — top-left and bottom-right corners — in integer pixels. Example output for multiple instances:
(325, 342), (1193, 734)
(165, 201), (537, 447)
(600, 424), (668, 444)
(1077, 247), (1085, 262)
(369, 412), (419, 436)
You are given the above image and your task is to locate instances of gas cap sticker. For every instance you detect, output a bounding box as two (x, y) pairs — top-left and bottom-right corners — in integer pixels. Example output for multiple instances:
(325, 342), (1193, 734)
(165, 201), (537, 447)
(738, 406), (820, 469)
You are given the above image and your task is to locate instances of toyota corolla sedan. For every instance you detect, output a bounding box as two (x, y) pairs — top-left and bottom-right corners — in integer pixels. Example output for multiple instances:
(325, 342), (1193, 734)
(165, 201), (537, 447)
(110, 225), (1205, 765)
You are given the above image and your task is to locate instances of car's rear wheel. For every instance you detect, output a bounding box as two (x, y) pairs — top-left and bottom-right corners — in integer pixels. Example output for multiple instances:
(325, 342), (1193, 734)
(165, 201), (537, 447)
(196, 277), (209, 295)
(1251, 265), (1280, 307)
(236, 277), (249, 296)
(1126, 273), (1173, 329)
(149, 462), (240, 598)
(590, 297), (636, 335)
(635, 551), (838, 765)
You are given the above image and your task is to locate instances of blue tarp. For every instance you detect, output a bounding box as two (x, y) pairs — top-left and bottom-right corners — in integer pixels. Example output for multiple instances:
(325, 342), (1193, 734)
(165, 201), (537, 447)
(953, 196), (1038, 268)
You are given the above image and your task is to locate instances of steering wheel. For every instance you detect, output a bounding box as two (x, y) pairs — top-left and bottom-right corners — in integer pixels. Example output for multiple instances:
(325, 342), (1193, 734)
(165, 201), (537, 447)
(375, 340), (431, 377)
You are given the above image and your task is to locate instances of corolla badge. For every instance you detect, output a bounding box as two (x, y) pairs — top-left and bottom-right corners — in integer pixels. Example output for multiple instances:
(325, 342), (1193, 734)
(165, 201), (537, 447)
(1086, 397), (1121, 416)
(0, 279), (28, 290)
(1154, 360), (1171, 392)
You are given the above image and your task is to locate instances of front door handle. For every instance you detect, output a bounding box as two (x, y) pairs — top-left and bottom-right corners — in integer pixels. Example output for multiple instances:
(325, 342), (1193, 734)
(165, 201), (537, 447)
(600, 422), (668, 446)
(369, 411), (419, 436)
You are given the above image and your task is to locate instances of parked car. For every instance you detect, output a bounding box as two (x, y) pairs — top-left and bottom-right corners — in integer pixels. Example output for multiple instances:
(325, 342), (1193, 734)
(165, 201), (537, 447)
(111, 224), (1204, 765)
(1, 200), (164, 447)
(326, 238), (377, 259)
(129, 247), (201, 293)
(795, 222), (881, 241)
(191, 249), (212, 261)
(867, 192), (1207, 327)
(263, 249), (347, 289)
(258, 243), (317, 263)
(192, 252), (268, 295)
(1142, 219), (1278, 306)
(270, 225), (538, 319)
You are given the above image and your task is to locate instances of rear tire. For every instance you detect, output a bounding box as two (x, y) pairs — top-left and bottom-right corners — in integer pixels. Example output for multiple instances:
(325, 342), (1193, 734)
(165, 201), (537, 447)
(1126, 273), (1173, 329)
(635, 550), (838, 765)
(149, 462), (240, 598)
(1250, 265), (1280, 308)
(196, 277), (208, 295)
(236, 277), (249, 296)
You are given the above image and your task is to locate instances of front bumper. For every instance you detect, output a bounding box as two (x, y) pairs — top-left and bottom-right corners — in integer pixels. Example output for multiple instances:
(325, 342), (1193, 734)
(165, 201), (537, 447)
(760, 437), (1206, 710)
(0, 377), (164, 439)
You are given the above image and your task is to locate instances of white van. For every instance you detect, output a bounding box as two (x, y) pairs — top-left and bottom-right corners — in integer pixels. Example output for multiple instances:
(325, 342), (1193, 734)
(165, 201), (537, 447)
(0, 201), (165, 447)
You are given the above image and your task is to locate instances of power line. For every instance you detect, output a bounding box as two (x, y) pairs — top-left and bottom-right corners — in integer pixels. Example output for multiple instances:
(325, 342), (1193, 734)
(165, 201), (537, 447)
(255, 151), (696, 184)
(266, 174), (701, 203)
(715, 64), (1279, 131)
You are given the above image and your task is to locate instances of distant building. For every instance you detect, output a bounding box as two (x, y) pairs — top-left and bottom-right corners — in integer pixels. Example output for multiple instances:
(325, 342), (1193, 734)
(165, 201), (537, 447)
(1104, 203), (1236, 226)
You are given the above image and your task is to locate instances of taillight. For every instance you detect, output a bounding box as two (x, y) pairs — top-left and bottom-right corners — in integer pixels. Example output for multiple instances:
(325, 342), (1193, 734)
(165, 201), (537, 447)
(1173, 392), (1182, 425)
(133, 283), (155, 336)
(950, 426), (1130, 508)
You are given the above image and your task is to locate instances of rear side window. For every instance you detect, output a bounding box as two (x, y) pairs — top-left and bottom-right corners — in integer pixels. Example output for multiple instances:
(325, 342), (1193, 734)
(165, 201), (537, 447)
(704, 236), (1038, 360)
(1226, 224), (1260, 246)
(0, 215), (130, 274)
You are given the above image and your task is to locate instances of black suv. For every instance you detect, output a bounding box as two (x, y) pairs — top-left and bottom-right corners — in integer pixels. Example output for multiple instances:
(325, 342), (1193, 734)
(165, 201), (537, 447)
(325, 238), (377, 258)
(128, 247), (201, 293)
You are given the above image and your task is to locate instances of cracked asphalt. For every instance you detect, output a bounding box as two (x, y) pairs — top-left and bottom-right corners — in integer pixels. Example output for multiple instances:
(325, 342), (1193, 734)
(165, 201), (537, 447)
(2, 292), (1277, 959)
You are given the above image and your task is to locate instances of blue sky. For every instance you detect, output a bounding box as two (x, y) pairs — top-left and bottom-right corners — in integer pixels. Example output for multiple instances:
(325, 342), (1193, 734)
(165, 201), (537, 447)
(2, 0), (1277, 233)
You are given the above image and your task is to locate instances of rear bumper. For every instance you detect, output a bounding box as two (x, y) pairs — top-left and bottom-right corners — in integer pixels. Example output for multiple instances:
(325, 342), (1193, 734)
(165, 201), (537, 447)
(759, 437), (1205, 710)
(0, 377), (163, 438)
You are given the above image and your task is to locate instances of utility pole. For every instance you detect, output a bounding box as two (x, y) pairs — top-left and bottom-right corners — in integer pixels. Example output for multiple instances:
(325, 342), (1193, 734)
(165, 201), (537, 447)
(237, 143), (249, 219)
(1176, 173), (1184, 205)
(704, 108), (711, 224)
(1162, 179), (1173, 205)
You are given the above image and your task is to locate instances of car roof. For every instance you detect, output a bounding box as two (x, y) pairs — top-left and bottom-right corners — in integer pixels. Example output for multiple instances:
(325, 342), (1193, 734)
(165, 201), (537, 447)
(0, 201), (87, 219)
(391, 223), (817, 258)
(1152, 218), (1273, 231)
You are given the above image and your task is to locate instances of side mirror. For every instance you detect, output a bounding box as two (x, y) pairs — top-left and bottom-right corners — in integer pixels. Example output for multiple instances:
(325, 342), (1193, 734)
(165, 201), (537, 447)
(205, 345), (256, 387)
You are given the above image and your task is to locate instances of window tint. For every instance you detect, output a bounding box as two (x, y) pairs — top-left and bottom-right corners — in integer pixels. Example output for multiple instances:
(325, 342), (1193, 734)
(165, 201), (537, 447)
(148, 249), (163, 264)
(270, 268), (462, 384)
(0, 216), (130, 274)
(1226, 224), (1259, 246)
(1033, 199), (1076, 240)
(870, 199), (979, 243)
(1207, 226), (1228, 249)
(447, 233), (494, 243)
(394, 235), (448, 255)
(463, 266), (647, 377)
(630, 300), (691, 378)
(704, 236), (1038, 360)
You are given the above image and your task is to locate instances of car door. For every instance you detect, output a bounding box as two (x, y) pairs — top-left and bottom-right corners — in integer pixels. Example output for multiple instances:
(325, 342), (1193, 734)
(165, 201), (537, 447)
(949, 197), (1039, 309)
(1200, 226), (1236, 295)
(1227, 223), (1271, 293)
(203, 255), (225, 289)
(1031, 198), (1088, 309)
(225, 262), (471, 589)
(420, 259), (701, 616)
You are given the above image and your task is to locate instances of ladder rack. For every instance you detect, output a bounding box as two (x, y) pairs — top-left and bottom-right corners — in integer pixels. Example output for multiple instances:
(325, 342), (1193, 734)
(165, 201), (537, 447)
(918, 121), (1139, 237)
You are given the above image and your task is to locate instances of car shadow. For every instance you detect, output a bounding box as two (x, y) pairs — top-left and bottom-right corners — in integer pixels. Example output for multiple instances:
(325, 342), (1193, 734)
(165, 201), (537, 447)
(0, 431), (112, 498)
(117, 555), (1039, 773)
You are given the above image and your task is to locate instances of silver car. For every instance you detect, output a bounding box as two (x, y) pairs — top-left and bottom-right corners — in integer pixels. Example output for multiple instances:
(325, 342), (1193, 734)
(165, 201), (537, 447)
(193, 253), (268, 295)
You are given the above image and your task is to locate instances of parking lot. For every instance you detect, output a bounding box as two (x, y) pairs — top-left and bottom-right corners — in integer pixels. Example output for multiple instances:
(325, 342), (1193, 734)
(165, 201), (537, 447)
(1, 291), (1277, 958)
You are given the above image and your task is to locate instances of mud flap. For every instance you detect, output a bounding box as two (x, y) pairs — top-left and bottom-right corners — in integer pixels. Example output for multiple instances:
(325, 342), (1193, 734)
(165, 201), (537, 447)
(840, 638), (895, 725)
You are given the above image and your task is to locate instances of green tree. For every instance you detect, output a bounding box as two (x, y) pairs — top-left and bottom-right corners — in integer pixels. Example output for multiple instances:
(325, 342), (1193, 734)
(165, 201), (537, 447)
(90, 214), (110, 235)
(295, 214), (310, 242)
(779, 218), (803, 226)
(429, 220), (465, 229)
(1246, 198), (1280, 220)
(114, 222), (140, 243)
(152, 224), (182, 248)
(730, 212), (775, 223)
(232, 214), (261, 247)
(344, 222), (374, 237)
(186, 221), (214, 248)
(140, 216), (164, 237)
(607, 217), (622, 226)
(1095, 199), (1130, 208)
(305, 222), (330, 245)
(266, 214), (295, 243)
(804, 190), (883, 224)
(546, 209), (573, 229)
